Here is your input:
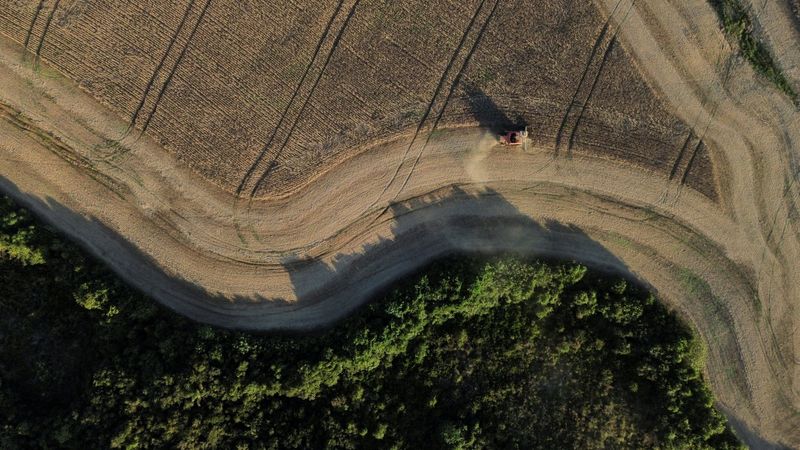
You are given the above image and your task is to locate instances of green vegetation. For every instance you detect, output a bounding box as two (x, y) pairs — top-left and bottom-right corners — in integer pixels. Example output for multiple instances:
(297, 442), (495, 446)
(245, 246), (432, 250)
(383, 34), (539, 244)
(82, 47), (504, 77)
(710, 0), (799, 104)
(0, 195), (741, 449)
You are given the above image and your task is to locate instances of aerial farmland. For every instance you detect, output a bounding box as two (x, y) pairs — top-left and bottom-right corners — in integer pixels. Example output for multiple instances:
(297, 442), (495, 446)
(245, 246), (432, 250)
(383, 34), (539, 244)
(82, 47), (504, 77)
(0, 0), (799, 447)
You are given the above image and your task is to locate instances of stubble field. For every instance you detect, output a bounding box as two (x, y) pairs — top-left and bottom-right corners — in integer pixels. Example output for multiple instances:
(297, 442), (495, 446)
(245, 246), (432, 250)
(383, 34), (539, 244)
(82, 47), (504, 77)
(1, 0), (800, 447)
(0, 0), (717, 199)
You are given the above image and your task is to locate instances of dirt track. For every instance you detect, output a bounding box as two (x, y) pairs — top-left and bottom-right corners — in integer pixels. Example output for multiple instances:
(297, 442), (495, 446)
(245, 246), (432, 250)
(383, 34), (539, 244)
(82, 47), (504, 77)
(1, 0), (800, 447)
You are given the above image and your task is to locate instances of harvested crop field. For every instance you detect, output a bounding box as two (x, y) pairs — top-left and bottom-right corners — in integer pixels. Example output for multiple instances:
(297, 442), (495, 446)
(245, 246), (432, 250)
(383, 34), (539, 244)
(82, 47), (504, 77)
(0, 0), (716, 199)
(1, 0), (800, 448)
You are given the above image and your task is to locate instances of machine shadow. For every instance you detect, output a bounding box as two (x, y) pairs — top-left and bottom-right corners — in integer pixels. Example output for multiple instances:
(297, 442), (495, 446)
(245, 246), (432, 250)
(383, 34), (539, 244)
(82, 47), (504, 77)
(462, 82), (527, 135)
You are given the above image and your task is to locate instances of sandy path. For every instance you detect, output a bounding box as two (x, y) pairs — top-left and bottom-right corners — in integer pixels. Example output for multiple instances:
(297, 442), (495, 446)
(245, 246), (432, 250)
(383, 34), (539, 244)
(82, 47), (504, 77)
(1, 0), (799, 447)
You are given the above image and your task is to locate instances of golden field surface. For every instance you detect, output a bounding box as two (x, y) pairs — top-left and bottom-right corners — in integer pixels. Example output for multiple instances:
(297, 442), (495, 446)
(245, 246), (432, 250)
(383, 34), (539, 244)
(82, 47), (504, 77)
(1, 0), (800, 447)
(1, 0), (716, 198)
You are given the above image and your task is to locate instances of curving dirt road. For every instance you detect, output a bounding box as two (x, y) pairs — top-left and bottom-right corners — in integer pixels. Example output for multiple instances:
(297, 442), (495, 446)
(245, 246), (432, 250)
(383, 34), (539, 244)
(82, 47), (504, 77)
(1, 0), (799, 447)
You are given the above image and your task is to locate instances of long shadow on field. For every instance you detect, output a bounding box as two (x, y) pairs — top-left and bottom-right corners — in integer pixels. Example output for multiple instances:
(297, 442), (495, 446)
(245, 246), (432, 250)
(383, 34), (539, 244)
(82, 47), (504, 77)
(0, 175), (295, 315)
(1, 174), (637, 325)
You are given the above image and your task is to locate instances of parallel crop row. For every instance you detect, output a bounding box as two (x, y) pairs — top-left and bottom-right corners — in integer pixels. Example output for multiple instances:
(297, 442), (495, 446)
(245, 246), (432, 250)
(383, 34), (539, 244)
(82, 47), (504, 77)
(0, 0), (716, 200)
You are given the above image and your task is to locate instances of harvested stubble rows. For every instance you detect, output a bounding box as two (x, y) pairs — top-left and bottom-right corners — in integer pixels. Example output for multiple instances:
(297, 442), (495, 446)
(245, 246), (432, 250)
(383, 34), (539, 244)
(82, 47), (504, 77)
(0, 0), (717, 199)
(3, 0), (800, 447)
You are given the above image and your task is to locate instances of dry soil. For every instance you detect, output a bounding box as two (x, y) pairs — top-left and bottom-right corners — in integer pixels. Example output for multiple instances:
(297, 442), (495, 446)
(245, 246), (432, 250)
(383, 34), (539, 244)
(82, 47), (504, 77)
(0, 0), (799, 448)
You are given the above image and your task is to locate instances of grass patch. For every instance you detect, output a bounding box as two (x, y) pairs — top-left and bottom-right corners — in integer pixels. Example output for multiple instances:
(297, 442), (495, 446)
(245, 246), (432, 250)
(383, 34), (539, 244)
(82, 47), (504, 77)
(710, 0), (799, 105)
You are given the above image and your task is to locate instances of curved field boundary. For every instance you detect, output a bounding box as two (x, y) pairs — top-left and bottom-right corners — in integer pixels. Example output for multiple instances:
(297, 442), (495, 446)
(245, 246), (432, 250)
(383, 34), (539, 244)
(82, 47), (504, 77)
(0, 0), (799, 447)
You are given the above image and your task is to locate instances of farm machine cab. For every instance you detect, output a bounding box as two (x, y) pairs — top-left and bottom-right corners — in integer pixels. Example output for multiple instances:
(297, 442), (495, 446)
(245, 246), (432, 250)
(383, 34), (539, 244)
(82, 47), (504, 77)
(500, 127), (529, 150)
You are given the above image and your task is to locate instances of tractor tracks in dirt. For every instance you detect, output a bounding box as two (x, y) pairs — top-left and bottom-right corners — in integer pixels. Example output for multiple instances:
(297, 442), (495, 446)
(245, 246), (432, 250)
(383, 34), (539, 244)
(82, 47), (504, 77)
(367, 0), (501, 214)
(237, 0), (362, 200)
(0, 102), (123, 196)
(123, 0), (213, 137)
(659, 132), (703, 206)
(393, 0), (502, 199)
(229, 0), (361, 246)
(25, 0), (60, 66)
(554, 0), (634, 158)
(139, 0), (212, 134)
(128, 0), (198, 136)
(22, 0), (46, 52)
(659, 45), (735, 207)
(234, 0), (346, 197)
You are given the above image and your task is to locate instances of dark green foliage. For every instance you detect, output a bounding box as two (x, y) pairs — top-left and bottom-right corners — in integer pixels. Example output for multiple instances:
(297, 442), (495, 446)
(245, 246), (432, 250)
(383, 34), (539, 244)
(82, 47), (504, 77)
(0, 195), (742, 449)
(710, 0), (798, 104)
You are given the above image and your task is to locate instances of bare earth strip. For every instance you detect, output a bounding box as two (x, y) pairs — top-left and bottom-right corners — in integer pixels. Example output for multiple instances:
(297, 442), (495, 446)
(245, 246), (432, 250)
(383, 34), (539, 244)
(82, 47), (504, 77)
(0, 0), (800, 447)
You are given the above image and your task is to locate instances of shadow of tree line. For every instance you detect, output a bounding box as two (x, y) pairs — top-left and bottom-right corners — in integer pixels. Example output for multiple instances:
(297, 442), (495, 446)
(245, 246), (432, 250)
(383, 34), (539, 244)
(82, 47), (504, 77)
(2, 174), (628, 328)
(281, 184), (638, 322)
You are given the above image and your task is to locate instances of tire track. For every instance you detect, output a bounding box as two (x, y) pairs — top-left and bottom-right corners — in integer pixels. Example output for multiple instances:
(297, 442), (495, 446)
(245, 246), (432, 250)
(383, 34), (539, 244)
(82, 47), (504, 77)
(554, 0), (634, 156)
(32, 0), (60, 64)
(140, 0), (212, 134)
(22, 0), (46, 51)
(366, 0), (492, 208)
(669, 131), (693, 180)
(565, 35), (617, 155)
(553, 0), (621, 154)
(23, 4), (179, 107)
(235, 0), (346, 197)
(248, 0), (362, 198)
(659, 137), (703, 207)
(128, 0), (197, 133)
(679, 140), (703, 185)
(658, 46), (733, 206)
(393, 0), (502, 197)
